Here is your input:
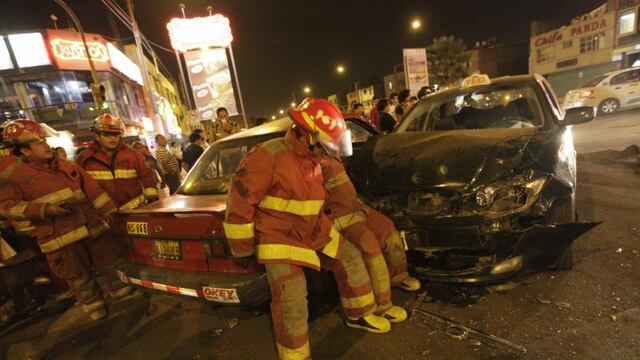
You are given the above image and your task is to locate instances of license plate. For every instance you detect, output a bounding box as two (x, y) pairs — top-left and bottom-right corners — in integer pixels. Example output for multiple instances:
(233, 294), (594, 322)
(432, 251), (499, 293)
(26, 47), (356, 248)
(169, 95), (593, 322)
(153, 240), (182, 260)
(127, 222), (148, 235)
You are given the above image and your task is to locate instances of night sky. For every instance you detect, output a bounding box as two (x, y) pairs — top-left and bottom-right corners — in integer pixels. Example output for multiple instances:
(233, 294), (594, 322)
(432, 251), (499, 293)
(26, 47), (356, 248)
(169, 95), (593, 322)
(4, 0), (604, 117)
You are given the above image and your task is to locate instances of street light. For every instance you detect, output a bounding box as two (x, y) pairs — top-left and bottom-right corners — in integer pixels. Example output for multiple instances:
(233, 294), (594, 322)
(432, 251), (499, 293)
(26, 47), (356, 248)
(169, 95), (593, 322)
(411, 18), (422, 30)
(271, 115), (276, 120)
(290, 102), (296, 107)
(279, 109), (284, 114)
(336, 65), (345, 74)
(303, 86), (311, 94)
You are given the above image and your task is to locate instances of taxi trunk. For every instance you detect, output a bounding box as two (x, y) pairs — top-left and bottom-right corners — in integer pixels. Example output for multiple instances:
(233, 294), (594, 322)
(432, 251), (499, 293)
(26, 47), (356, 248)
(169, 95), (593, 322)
(111, 194), (269, 306)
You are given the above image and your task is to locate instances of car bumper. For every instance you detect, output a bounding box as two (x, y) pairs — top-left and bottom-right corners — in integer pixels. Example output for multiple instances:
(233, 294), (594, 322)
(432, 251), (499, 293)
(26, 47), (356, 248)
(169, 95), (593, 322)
(405, 222), (599, 284)
(114, 260), (270, 307)
(563, 98), (597, 110)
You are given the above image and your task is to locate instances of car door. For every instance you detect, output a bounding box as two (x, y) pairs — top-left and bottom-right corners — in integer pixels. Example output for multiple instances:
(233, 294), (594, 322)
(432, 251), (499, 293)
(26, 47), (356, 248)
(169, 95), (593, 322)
(608, 70), (634, 108)
(625, 69), (640, 108)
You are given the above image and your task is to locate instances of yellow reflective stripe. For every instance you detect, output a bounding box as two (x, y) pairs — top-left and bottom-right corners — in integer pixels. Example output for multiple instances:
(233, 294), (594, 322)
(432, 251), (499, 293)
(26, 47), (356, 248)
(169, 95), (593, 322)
(341, 292), (375, 310)
(325, 171), (351, 190)
(39, 226), (90, 253)
(320, 226), (341, 258)
(119, 194), (146, 211)
(88, 221), (110, 239)
(262, 138), (291, 155)
(13, 220), (35, 233)
(0, 159), (21, 179)
(256, 244), (320, 268)
(34, 188), (74, 205)
(92, 193), (110, 210)
(332, 211), (367, 231)
(73, 189), (86, 202)
(223, 222), (255, 239)
(276, 341), (310, 360)
(259, 195), (324, 216)
(9, 202), (28, 220)
(143, 187), (159, 198)
(114, 169), (137, 179)
(87, 171), (114, 180)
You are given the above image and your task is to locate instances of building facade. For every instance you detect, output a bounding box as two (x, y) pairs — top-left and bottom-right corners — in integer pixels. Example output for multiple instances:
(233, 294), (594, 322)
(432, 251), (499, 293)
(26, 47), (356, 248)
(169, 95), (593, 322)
(346, 85), (375, 112)
(468, 41), (529, 78)
(0, 29), (151, 139)
(612, 0), (640, 67)
(530, 5), (619, 96)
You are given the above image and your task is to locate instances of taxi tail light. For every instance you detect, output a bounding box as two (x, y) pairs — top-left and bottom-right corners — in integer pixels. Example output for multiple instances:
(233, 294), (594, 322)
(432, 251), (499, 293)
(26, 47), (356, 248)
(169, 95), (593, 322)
(203, 237), (229, 257)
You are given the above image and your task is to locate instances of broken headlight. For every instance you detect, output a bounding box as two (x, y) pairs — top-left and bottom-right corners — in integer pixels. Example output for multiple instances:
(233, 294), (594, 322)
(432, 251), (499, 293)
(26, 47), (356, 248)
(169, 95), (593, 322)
(474, 178), (546, 214)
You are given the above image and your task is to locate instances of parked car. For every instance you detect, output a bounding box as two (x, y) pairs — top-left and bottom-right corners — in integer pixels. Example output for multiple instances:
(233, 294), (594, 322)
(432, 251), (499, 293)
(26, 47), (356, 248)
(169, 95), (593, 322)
(348, 74), (600, 283)
(111, 116), (377, 306)
(563, 66), (640, 115)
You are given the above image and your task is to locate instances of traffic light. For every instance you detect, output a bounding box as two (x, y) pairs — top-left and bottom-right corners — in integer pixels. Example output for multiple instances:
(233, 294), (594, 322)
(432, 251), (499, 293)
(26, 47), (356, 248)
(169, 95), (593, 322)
(90, 83), (108, 110)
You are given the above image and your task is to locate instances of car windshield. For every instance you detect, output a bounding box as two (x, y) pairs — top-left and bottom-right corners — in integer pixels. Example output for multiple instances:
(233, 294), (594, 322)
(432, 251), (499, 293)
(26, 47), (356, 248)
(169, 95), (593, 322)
(179, 133), (284, 195)
(584, 75), (607, 87)
(397, 82), (544, 132)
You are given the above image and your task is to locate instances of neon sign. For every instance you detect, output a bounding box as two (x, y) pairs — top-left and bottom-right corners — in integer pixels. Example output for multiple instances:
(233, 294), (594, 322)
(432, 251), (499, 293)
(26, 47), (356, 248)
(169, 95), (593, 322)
(50, 38), (110, 63)
(167, 15), (233, 52)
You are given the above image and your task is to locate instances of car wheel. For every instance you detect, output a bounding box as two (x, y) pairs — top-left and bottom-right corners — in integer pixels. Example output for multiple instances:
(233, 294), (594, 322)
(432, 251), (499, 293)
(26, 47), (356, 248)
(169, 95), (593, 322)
(548, 193), (577, 270)
(598, 98), (620, 115)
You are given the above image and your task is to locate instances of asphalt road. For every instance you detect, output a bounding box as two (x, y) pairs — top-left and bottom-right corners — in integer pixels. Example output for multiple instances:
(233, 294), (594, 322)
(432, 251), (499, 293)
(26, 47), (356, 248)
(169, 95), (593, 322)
(1, 110), (639, 360)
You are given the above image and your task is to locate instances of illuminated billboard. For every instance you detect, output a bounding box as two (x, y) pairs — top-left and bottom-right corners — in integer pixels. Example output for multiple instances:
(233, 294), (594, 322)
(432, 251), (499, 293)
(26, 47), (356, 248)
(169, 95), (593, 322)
(46, 30), (110, 71)
(8, 32), (51, 68)
(0, 36), (13, 70)
(184, 48), (237, 119)
(166, 15), (233, 52)
(107, 43), (143, 85)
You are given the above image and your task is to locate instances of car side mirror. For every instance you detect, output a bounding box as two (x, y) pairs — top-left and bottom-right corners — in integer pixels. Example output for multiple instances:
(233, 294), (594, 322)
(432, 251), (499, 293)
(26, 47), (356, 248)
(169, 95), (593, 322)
(563, 106), (595, 126)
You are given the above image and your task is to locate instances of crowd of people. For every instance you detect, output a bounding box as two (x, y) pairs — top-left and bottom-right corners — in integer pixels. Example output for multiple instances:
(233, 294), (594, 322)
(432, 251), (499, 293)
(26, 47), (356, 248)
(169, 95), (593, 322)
(351, 85), (434, 134)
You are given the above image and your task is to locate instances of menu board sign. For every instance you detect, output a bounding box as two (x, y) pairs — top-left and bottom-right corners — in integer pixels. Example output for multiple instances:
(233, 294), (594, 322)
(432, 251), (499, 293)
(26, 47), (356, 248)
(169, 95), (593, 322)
(184, 48), (238, 120)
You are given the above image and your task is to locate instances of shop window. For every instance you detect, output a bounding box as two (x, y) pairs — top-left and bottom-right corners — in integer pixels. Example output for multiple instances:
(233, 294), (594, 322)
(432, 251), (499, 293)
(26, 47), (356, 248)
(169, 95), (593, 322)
(536, 47), (553, 63)
(562, 40), (573, 49)
(619, 9), (637, 36)
(579, 32), (605, 53)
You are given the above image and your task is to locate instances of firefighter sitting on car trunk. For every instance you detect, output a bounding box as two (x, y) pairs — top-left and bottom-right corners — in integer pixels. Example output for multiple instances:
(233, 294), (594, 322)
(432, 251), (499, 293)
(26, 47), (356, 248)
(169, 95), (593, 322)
(0, 119), (133, 321)
(224, 99), (394, 360)
(76, 114), (159, 211)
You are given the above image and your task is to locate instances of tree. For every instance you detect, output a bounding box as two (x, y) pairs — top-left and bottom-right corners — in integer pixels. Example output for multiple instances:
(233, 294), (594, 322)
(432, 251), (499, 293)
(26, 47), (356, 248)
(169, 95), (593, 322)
(426, 36), (470, 87)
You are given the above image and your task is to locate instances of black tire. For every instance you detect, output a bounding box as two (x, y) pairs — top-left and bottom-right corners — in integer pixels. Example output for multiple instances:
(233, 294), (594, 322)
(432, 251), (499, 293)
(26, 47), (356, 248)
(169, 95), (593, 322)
(548, 193), (577, 270)
(598, 98), (620, 115)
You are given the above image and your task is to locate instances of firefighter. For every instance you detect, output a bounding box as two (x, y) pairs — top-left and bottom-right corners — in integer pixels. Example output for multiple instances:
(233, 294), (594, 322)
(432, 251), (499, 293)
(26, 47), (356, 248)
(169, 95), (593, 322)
(224, 98), (390, 360)
(321, 156), (421, 302)
(76, 114), (159, 211)
(0, 119), (128, 321)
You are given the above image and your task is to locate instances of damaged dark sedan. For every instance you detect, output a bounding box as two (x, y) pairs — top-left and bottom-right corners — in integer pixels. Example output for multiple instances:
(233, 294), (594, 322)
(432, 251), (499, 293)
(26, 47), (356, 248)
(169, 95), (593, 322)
(349, 74), (600, 284)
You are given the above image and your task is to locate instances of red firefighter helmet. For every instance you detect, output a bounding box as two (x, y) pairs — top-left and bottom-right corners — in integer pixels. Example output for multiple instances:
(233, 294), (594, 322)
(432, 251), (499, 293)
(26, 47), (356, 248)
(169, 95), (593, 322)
(288, 98), (352, 158)
(92, 113), (124, 134)
(2, 119), (50, 146)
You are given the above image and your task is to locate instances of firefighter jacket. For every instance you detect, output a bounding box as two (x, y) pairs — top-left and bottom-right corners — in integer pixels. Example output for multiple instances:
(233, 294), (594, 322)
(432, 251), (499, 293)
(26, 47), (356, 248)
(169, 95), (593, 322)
(75, 141), (158, 211)
(320, 156), (367, 231)
(0, 158), (117, 254)
(223, 129), (343, 270)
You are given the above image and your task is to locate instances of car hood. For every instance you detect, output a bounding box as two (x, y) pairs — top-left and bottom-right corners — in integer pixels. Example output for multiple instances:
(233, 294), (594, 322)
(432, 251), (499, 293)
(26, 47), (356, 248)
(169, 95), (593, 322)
(354, 127), (555, 194)
(122, 194), (227, 214)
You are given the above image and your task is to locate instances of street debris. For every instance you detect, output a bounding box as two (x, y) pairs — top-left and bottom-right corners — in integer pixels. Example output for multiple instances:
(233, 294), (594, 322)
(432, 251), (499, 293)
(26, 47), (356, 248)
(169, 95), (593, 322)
(212, 328), (224, 336)
(536, 294), (551, 304)
(225, 318), (240, 329)
(407, 291), (527, 355)
(610, 315), (617, 322)
(555, 302), (571, 309)
(616, 248), (623, 253)
(488, 282), (518, 294)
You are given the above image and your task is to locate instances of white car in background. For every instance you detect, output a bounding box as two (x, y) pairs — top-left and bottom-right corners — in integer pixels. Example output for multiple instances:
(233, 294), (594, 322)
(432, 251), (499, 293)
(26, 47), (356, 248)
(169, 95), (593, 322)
(563, 67), (640, 115)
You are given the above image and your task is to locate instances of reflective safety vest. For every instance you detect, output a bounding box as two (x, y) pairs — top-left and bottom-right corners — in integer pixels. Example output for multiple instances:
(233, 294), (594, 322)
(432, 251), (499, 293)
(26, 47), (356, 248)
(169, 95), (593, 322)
(320, 156), (367, 230)
(0, 158), (116, 254)
(223, 129), (343, 270)
(75, 142), (158, 210)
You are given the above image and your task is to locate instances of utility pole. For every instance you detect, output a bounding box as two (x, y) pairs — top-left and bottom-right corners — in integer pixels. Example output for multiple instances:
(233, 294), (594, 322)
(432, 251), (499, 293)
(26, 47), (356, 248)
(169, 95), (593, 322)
(125, 0), (166, 135)
(53, 0), (103, 109)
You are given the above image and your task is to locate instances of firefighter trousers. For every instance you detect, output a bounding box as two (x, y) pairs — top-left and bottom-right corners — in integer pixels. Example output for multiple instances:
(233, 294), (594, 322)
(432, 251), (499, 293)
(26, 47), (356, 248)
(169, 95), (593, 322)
(45, 233), (127, 311)
(341, 222), (392, 314)
(364, 209), (409, 286)
(265, 241), (376, 360)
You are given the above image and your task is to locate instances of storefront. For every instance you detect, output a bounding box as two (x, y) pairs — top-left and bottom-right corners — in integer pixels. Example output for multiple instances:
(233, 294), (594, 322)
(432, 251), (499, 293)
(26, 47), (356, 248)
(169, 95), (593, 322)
(530, 9), (620, 96)
(0, 29), (150, 138)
